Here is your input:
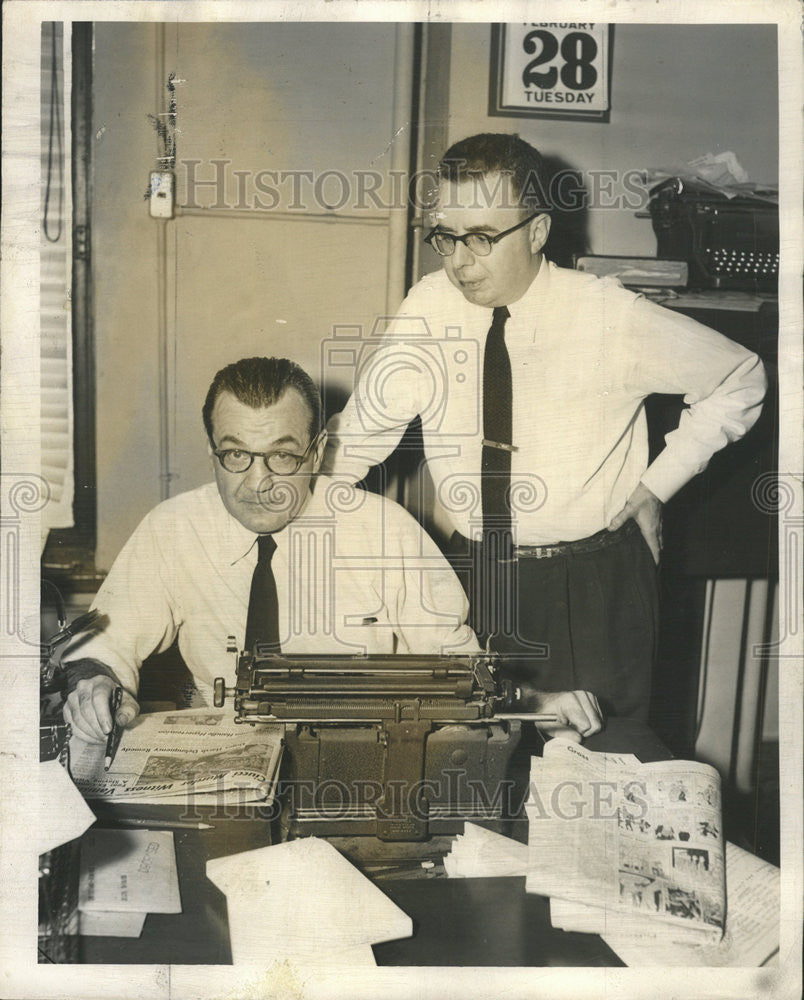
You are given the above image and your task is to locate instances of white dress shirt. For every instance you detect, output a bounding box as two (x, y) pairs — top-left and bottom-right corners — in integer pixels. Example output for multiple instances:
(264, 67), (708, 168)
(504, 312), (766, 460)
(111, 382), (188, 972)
(324, 261), (767, 545)
(63, 478), (478, 703)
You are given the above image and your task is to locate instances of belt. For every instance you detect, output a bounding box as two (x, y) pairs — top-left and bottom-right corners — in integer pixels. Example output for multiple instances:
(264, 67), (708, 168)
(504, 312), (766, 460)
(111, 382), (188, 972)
(513, 519), (638, 560)
(451, 519), (639, 562)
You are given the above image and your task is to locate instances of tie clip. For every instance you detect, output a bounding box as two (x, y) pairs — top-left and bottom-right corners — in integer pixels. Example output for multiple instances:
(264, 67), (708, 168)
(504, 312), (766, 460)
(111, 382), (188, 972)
(482, 438), (518, 453)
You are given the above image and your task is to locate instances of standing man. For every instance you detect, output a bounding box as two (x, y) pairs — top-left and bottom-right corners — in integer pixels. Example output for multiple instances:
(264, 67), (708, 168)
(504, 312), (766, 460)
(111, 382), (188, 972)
(62, 355), (602, 744)
(324, 132), (766, 722)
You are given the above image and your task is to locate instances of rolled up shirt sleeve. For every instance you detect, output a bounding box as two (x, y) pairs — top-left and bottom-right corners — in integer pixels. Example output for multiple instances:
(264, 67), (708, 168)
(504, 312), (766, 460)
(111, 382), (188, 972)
(627, 296), (767, 504)
(61, 511), (180, 697)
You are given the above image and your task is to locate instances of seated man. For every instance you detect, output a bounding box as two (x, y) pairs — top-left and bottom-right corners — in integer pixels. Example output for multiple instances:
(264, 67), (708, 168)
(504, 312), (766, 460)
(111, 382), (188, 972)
(62, 356), (602, 745)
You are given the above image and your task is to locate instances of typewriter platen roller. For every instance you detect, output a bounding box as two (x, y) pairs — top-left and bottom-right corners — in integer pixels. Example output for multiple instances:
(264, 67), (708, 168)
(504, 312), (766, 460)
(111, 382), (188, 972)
(214, 648), (525, 841)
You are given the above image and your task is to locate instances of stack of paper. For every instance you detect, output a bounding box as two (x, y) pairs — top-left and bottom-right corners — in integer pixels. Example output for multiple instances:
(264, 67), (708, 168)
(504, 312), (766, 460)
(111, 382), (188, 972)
(523, 739), (779, 966)
(443, 770), (780, 966)
(550, 843), (780, 966)
(78, 828), (181, 938)
(443, 823), (528, 877)
(525, 740), (726, 938)
(206, 837), (412, 965)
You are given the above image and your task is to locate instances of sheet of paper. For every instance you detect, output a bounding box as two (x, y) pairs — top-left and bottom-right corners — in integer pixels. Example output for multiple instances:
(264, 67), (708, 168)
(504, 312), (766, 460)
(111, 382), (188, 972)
(79, 910), (148, 938)
(224, 902), (379, 965)
(78, 828), (181, 914)
(207, 837), (411, 962)
(37, 759), (97, 855)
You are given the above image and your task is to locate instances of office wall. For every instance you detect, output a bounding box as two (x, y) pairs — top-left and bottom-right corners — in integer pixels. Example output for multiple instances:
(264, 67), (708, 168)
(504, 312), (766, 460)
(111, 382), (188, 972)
(93, 24), (163, 568)
(92, 21), (779, 569)
(445, 23), (778, 256)
(93, 23), (399, 568)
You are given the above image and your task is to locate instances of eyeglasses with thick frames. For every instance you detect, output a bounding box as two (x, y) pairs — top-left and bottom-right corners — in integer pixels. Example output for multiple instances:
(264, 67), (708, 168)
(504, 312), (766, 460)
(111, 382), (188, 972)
(424, 211), (543, 257)
(213, 433), (321, 476)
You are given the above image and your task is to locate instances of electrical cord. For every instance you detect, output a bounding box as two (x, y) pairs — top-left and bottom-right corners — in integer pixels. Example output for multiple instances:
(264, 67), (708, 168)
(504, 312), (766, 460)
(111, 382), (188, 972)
(43, 27), (64, 244)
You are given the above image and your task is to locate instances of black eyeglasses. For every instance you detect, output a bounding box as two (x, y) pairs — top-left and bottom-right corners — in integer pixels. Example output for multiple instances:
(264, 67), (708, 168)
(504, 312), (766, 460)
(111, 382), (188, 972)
(424, 211), (543, 257)
(213, 433), (320, 476)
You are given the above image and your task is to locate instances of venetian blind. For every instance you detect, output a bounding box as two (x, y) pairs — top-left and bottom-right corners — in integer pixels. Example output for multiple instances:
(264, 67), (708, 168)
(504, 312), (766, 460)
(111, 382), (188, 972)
(40, 22), (74, 533)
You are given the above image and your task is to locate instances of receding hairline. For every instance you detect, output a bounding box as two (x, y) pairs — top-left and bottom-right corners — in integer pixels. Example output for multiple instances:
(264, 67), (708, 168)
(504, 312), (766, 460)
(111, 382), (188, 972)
(202, 356), (324, 446)
(208, 384), (317, 437)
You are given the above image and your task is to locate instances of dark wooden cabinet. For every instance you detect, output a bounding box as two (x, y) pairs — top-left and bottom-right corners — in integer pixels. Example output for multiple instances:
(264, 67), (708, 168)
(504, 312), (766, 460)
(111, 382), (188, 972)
(648, 297), (778, 757)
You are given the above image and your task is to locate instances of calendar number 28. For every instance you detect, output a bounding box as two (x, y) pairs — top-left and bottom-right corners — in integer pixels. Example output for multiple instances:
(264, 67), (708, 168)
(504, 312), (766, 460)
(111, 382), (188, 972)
(522, 30), (598, 90)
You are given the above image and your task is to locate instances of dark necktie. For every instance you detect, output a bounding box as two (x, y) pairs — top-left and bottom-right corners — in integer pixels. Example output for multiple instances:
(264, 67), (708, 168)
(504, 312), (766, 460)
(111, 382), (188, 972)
(480, 305), (514, 638)
(244, 534), (281, 654)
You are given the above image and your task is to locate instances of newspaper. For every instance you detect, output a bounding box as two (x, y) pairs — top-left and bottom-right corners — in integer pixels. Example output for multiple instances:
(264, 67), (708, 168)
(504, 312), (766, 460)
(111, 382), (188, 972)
(441, 822), (778, 966)
(68, 709), (284, 804)
(550, 841), (780, 966)
(525, 739), (725, 940)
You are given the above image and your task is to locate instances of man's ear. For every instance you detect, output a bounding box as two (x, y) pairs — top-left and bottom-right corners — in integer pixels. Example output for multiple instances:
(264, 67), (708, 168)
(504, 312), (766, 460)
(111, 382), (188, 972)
(529, 213), (551, 254)
(312, 428), (328, 473)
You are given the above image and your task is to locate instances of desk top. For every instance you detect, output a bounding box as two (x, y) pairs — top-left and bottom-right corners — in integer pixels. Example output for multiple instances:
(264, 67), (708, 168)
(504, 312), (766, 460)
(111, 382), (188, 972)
(73, 804), (622, 968)
(373, 877), (621, 967)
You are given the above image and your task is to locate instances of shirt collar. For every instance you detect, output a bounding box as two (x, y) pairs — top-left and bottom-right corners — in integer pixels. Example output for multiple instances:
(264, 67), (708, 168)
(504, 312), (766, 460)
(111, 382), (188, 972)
(505, 255), (552, 323)
(219, 494), (261, 566)
(217, 477), (326, 566)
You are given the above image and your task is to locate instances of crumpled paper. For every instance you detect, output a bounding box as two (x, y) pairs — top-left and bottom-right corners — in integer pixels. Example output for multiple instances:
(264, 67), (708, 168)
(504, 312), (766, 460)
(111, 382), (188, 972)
(644, 151), (777, 202)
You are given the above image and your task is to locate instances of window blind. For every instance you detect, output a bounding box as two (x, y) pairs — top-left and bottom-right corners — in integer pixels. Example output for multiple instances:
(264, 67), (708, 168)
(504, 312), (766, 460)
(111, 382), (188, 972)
(40, 23), (74, 534)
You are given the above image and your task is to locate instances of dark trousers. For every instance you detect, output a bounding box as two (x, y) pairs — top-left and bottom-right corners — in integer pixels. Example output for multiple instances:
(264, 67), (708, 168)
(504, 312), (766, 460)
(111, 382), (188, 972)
(447, 520), (658, 721)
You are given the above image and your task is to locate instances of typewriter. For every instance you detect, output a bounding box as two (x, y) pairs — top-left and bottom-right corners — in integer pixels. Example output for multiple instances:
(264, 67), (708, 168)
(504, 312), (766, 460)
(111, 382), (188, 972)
(214, 646), (528, 841)
(647, 177), (779, 292)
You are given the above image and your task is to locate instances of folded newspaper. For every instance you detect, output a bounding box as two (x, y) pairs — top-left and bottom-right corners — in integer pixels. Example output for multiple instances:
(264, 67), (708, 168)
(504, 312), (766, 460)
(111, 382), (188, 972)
(549, 842), (780, 966)
(525, 739), (726, 942)
(69, 709), (284, 804)
(442, 823), (779, 966)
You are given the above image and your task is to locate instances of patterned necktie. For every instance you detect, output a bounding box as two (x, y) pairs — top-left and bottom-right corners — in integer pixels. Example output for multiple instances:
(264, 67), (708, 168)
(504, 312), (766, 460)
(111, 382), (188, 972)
(244, 534), (281, 654)
(480, 305), (513, 638)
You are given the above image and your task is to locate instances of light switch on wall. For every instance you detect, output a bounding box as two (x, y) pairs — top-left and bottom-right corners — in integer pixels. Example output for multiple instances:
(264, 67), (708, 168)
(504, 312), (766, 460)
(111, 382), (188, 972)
(149, 170), (174, 219)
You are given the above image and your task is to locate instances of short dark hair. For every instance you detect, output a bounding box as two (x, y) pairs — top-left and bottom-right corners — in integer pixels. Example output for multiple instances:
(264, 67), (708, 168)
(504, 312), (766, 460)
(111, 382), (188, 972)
(437, 133), (551, 212)
(202, 357), (323, 444)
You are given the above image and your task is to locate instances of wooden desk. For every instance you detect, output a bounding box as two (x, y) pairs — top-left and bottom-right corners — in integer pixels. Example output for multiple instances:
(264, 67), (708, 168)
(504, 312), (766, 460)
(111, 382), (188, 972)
(373, 877), (622, 967)
(78, 803), (275, 965)
(74, 805), (622, 967)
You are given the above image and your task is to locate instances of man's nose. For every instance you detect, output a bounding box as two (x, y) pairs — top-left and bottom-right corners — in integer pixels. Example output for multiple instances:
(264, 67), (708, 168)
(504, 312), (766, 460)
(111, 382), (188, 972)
(451, 239), (475, 268)
(245, 458), (274, 493)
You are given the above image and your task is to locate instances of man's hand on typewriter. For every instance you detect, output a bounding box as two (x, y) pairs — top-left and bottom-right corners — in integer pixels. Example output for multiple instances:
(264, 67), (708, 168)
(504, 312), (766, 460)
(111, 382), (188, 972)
(519, 687), (603, 743)
(63, 670), (140, 743)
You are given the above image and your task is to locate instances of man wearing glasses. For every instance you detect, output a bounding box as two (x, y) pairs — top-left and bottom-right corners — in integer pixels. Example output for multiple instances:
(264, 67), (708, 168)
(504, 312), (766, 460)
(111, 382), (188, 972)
(63, 355), (603, 744)
(324, 132), (766, 724)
